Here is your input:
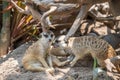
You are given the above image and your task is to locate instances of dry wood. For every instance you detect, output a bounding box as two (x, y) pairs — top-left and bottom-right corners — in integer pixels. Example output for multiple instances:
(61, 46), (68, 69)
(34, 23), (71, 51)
(65, 0), (120, 41)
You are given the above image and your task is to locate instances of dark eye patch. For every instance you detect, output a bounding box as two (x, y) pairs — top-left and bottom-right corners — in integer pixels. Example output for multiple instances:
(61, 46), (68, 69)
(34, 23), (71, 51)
(55, 40), (60, 43)
(43, 33), (48, 38)
(51, 34), (54, 37)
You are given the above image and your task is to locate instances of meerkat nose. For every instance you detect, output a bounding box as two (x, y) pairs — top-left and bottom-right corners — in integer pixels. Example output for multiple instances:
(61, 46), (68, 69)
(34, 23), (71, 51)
(49, 39), (52, 42)
(51, 42), (54, 45)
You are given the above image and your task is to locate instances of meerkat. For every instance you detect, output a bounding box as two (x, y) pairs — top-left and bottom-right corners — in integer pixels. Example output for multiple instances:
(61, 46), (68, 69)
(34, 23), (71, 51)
(22, 31), (70, 73)
(50, 45), (71, 56)
(53, 35), (116, 70)
(49, 45), (73, 67)
(22, 30), (55, 72)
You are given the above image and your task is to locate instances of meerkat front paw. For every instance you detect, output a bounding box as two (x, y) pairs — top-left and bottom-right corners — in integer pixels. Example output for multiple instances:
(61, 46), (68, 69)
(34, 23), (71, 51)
(46, 68), (55, 75)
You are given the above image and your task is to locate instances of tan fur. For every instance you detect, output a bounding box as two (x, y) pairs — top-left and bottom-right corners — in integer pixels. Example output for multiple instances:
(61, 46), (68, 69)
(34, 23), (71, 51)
(48, 46), (71, 67)
(22, 31), (70, 72)
(54, 36), (116, 68)
(50, 46), (70, 56)
(22, 31), (55, 72)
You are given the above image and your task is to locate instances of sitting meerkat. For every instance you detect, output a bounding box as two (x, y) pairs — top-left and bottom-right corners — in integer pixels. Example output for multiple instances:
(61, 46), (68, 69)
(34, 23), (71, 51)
(22, 31), (70, 73)
(22, 30), (55, 72)
(53, 35), (116, 70)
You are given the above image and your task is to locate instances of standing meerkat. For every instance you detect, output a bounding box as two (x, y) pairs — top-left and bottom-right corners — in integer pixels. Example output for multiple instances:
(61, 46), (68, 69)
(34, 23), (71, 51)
(22, 30), (55, 72)
(53, 35), (116, 70)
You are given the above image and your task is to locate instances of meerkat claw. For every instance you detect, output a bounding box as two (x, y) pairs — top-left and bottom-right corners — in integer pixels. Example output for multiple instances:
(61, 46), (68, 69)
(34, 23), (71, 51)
(46, 68), (55, 75)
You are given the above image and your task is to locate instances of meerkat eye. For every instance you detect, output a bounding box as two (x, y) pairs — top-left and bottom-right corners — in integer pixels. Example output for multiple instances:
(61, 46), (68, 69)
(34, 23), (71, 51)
(55, 40), (60, 43)
(43, 33), (48, 38)
(51, 34), (54, 37)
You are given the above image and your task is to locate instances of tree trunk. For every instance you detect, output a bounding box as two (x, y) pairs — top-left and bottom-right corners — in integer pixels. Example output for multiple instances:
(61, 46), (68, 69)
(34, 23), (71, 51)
(0, 2), (2, 30)
(0, 1), (10, 57)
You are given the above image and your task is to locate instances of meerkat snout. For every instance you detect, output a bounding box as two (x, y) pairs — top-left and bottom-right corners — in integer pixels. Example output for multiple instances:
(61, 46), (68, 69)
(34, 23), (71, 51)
(49, 39), (52, 42)
(52, 35), (68, 48)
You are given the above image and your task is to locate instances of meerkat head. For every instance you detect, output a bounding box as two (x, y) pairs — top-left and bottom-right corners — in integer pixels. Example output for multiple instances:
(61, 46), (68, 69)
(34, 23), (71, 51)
(52, 35), (67, 48)
(40, 30), (55, 43)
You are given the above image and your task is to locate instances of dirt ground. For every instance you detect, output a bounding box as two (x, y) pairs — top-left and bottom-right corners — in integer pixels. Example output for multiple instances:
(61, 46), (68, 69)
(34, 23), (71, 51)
(0, 26), (120, 80)
(0, 43), (103, 80)
(0, 42), (92, 80)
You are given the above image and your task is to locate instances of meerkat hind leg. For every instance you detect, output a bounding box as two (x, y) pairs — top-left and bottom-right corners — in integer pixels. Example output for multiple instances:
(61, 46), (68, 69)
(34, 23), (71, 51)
(97, 59), (106, 68)
(25, 61), (46, 72)
(38, 57), (55, 74)
(52, 55), (69, 67)
(38, 57), (50, 68)
(70, 55), (83, 67)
